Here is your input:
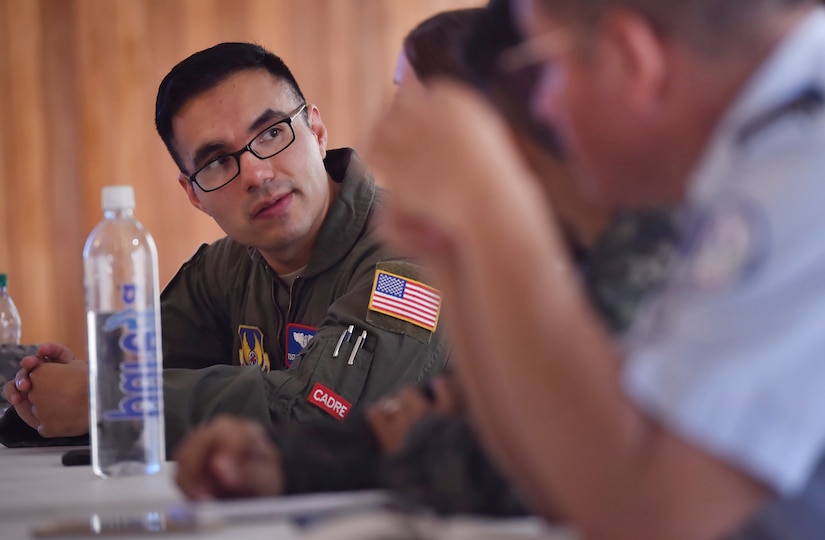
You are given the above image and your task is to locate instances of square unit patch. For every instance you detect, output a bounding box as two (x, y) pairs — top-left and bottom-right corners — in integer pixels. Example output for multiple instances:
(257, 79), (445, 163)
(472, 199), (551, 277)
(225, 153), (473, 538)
(286, 323), (317, 368)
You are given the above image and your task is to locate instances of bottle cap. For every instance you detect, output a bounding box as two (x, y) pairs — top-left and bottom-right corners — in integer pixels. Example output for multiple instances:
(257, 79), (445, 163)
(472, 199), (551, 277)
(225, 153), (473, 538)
(101, 185), (135, 211)
(0, 274), (6, 288)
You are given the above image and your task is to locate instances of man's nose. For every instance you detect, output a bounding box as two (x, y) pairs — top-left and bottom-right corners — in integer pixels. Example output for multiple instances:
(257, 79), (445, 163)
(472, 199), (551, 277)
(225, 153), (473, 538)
(237, 149), (272, 190)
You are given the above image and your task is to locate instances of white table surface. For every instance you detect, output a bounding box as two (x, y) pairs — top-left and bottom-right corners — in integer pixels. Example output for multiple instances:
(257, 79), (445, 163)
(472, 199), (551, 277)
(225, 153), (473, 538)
(0, 445), (576, 540)
(0, 445), (304, 539)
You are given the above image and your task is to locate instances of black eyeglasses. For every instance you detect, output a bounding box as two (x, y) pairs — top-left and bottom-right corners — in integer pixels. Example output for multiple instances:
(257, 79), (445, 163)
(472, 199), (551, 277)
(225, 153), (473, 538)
(187, 103), (307, 192)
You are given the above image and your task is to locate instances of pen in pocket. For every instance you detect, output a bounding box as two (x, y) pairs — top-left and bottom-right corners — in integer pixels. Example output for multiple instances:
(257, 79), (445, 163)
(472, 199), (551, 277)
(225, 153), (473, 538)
(347, 330), (368, 365)
(332, 325), (354, 358)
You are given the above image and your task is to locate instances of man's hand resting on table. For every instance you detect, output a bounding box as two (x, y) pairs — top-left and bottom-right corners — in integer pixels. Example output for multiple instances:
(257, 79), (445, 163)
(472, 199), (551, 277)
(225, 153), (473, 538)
(1, 342), (89, 437)
(174, 375), (465, 501)
(174, 416), (286, 501)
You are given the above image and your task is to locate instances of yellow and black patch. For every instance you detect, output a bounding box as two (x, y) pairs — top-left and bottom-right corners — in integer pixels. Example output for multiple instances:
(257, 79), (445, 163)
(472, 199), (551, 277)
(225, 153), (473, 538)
(238, 325), (271, 372)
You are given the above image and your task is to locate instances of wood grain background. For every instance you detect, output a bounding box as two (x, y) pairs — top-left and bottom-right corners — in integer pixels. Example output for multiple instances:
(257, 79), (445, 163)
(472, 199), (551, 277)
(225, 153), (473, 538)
(0, 0), (482, 356)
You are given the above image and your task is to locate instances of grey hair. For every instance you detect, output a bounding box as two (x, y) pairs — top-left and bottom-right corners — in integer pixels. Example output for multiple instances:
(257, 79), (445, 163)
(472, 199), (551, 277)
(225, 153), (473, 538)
(533, 0), (815, 55)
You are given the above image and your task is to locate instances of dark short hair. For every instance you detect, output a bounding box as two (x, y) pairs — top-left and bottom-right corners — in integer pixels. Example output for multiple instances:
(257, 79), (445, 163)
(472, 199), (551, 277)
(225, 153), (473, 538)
(402, 8), (485, 84)
(464, 0), (562, 155)
(155, 42), (306, 171)
(399, 4), (561, 155)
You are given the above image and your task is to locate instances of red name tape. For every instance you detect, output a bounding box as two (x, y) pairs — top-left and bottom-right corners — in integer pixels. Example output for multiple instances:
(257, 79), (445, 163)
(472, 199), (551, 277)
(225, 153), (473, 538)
(308, 382), (351, 420)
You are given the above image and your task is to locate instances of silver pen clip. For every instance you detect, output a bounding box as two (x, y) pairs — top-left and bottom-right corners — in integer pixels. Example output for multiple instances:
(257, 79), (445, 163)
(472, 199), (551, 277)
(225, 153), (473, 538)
(332, 325), (354, 358)
(347, 330), (368, 365)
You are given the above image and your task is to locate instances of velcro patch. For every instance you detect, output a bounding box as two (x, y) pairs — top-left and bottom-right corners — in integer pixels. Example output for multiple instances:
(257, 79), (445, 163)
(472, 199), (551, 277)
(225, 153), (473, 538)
(238, 325), (271, 372)
(308, 382), (351, 421)
(368, 269), (441, 333)
(286, 323), (316, 368)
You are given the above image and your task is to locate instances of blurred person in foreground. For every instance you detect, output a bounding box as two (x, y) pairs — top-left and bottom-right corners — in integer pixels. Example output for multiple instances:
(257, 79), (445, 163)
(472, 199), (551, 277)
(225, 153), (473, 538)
(0, 42), (448, 453)
(368, 0), (825, 538)
(174, 4), (677, 518)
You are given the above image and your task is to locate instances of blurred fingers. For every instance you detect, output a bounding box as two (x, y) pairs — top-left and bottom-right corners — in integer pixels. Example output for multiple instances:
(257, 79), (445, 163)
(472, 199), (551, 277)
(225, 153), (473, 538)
(14, 365), (34, 393)
(36, 342), (78, 364)
(3, 379), (21, 404)
(175, 416), (283, 500)
(175, 423), (225, 500)
(211, 420), (283, 497)
(368, 388), (434, 453)
(431, 376), (464, 414)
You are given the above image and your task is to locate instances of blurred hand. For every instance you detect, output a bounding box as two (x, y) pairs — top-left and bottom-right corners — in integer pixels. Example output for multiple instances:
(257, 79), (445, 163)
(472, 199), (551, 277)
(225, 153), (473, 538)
(174, 416), (284, 501)
(367, 81), (535, 262)
(3, 342), (89, 437)
(2, 377), (38, 427)
(367, 374), (464, 454)
(3, 375), (37, 429)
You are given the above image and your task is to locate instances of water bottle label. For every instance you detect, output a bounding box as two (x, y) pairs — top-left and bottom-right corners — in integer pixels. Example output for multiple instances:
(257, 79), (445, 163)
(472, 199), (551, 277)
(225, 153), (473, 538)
(100, 284), (161, 421)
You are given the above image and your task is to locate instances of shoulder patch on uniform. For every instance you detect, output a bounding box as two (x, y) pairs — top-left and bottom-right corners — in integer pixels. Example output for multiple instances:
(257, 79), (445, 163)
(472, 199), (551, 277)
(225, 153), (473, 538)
(308, 382), (351, 421)
(286, 323), (316, 368)
(367, 262), (442, 342)
(238, 325), (271, 372)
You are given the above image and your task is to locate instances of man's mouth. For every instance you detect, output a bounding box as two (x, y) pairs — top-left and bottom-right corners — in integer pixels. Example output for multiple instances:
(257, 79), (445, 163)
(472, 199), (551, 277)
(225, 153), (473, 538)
(252, 192), (294, 218)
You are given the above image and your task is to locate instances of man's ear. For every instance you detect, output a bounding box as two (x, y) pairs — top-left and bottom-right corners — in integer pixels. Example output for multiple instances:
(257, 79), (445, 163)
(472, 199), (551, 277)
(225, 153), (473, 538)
(307, 104), (328, 159)
(178, 173), (209, 214)
(600, 9), (667, 112)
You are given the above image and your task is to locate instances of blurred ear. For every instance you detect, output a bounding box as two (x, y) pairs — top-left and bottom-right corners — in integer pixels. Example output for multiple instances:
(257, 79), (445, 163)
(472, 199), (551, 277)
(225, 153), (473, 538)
(178, 173), (208, 214)
(306, 104), (328, 159)
(600, 9), (667, 112)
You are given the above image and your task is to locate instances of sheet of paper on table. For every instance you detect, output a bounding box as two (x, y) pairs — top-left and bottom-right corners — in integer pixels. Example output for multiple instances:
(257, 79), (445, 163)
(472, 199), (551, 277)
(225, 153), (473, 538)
(31, 490), (397, 538)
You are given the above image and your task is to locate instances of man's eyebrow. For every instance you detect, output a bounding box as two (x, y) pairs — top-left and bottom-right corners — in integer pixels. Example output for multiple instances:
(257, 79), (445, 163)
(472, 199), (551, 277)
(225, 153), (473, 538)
(191, 108), (290, 169)
(192, 141), (227, 170)
(249, 108), (288, 133)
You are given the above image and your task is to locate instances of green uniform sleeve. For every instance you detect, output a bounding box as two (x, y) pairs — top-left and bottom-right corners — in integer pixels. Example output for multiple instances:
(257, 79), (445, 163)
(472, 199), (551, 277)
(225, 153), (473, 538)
(162, 333), (446, 453)
(160, 243), (234, 370)
(162, 257), (450, 454)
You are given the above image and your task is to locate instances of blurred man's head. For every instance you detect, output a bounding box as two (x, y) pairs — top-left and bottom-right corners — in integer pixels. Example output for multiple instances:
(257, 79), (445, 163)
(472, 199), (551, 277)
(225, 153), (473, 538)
(509, 0), (817, 207)
(397, 8), (484, 89)
(467, 0), (561, 153)
(397, 6), (611, 247)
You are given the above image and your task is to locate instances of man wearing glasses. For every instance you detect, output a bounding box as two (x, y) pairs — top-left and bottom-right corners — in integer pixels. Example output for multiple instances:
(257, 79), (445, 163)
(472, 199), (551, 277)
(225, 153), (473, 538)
(1, 42), (448, 453)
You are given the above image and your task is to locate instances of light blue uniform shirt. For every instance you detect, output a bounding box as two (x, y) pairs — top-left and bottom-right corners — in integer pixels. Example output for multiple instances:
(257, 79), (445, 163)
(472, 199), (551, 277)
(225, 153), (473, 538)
(623, 7), (825, 496)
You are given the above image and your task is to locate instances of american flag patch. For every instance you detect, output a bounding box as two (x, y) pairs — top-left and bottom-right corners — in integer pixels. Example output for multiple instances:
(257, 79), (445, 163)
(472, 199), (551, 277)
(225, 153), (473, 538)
(368, 271), (442, 332)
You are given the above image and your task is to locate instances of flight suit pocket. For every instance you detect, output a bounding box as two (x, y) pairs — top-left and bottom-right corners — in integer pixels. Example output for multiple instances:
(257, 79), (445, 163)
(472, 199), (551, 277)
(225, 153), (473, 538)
(293, 329), (375, 421)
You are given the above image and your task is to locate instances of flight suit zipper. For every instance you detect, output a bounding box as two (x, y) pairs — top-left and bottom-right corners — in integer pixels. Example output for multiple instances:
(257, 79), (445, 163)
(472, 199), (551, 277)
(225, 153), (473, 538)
(271, 274), (304, 369)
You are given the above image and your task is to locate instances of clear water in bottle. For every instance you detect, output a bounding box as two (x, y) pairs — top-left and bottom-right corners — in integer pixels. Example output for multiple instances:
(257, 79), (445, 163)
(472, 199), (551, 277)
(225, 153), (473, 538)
(84, 185), (165, 477)
(0, 273), (21, 345)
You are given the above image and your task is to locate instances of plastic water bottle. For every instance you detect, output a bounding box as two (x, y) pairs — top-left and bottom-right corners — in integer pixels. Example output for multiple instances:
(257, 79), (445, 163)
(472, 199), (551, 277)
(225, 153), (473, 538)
(83, 185), (165, 477)
(0, 273), (22, 345)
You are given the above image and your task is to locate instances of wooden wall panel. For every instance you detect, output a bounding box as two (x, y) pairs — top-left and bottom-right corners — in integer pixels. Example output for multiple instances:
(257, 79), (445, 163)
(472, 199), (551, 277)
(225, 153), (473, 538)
(0, 0), (483, 357)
